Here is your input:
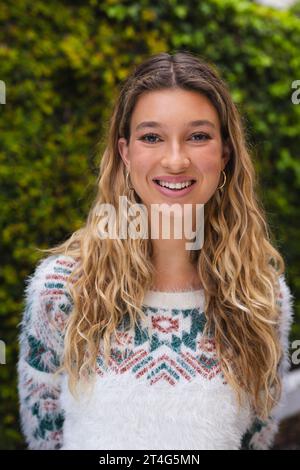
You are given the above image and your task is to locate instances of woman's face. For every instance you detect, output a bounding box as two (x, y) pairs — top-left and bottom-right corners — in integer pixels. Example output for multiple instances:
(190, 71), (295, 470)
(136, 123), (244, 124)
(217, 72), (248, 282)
(118, 88), (230, 209)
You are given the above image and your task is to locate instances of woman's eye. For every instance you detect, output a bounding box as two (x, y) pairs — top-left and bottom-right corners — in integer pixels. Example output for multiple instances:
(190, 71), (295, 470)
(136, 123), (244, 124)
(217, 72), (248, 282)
(139, 133), (161, 144)
(190, 133), (211, 141)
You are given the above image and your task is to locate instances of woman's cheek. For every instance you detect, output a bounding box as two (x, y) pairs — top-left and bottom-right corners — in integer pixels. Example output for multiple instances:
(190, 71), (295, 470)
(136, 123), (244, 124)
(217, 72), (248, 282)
(195, 153), (220, 175)
(131, 153), (152, 178)
(194, 154), (222, 203)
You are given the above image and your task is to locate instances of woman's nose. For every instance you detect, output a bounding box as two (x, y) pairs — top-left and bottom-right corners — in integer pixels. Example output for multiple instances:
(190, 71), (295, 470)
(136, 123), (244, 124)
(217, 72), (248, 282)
(160, 146), (191, 170)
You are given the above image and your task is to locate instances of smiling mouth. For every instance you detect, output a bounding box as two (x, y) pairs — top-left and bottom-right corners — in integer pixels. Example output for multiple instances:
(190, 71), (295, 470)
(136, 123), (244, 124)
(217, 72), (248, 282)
(153, 179), (196, 191)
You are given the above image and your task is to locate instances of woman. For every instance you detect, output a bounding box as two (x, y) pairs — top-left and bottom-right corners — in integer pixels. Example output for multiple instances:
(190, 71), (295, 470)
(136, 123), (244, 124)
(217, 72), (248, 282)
(18, 51), (294, 450)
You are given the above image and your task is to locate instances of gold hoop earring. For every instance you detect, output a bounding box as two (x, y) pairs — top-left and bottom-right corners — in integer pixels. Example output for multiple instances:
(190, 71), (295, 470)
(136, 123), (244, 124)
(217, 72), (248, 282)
(217, 170), (226, 190)
(125, 170), (134, 191)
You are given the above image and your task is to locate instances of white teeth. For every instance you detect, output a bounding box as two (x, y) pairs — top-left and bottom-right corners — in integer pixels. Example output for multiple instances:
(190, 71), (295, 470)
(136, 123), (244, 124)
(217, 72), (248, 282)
(157, 180), (193, 189)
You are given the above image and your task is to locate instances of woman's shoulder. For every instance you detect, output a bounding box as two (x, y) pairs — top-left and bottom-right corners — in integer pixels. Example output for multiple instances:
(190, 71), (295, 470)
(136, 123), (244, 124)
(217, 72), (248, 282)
(276, 273), (295, 333)
(277, 274), (294, 308)
(276, 273), (295, 376)
(24, 253), (78, 300)
(29, 253), (78, 278)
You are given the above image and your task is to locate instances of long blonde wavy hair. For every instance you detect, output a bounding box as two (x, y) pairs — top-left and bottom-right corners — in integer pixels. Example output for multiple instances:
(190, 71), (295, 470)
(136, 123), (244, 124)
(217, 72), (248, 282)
(41, 51), (285, 420)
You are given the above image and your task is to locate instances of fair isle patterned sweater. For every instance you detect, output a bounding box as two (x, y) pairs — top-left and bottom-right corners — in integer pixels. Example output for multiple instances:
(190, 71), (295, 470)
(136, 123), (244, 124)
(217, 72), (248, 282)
(18, 254), (294, 450)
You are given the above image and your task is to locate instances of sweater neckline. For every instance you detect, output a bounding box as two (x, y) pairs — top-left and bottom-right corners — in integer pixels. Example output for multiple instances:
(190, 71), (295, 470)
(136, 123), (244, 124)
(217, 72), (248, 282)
(142, 288), (205, 310)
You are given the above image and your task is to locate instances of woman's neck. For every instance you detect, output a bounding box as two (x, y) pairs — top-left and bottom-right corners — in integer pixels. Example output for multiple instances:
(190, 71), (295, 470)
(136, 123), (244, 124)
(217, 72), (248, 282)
(151, 240), (201, 291)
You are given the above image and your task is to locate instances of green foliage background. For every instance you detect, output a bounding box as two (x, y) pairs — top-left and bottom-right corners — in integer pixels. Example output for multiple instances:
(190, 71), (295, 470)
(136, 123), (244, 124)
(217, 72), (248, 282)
(0, 0), (299, 449)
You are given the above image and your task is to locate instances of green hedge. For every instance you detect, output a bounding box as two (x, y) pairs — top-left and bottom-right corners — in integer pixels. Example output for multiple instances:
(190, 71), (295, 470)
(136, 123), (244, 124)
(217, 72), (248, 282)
(0, 0), (299, 449)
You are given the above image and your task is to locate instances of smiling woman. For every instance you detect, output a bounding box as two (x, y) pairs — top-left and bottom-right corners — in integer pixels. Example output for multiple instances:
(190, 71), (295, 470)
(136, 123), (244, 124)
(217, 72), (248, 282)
(118, 89), (229, 205)
(18, 51), (294, 450)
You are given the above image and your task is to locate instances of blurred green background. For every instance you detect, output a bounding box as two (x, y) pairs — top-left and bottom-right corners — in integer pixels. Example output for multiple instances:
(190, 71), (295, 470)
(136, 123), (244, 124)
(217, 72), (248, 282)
(0, 0), (299, 449)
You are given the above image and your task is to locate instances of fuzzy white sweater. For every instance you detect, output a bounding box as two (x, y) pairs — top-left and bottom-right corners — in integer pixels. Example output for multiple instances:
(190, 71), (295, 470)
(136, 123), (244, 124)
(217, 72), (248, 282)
(18, 254), (294, 450)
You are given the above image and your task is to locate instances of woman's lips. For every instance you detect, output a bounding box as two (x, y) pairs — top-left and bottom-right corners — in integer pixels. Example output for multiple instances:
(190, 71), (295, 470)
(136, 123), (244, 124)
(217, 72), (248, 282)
(152, 179), (196, 198)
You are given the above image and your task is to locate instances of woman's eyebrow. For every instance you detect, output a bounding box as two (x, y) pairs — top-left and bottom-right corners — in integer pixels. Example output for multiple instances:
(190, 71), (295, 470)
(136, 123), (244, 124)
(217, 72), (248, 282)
(135, 120), (216, 131)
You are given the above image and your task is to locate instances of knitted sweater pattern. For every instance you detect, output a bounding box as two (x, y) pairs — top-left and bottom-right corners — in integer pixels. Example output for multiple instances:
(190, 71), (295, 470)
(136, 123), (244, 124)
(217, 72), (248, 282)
(18, 255), (294, 450)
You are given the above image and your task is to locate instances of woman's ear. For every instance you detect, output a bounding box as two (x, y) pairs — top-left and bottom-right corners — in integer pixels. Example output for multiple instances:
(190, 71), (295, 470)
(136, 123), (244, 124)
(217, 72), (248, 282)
(222, 139), (232, 169)
(118, 137), (130, 170)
